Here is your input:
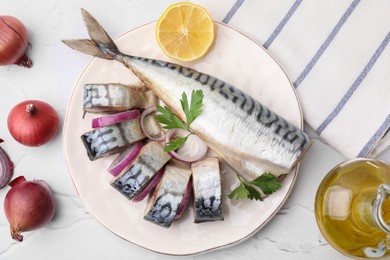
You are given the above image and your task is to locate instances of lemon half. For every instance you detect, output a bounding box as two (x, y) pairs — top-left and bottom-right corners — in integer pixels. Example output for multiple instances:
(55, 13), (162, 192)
(156, 2), (215, 62)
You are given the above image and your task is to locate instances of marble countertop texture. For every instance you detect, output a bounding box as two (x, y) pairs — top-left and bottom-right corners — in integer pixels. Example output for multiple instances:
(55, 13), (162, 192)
(1, 1), (389, 259)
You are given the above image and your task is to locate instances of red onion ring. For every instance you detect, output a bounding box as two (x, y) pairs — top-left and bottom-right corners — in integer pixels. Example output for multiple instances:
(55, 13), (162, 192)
(0, 139), (13, 189)
(175, 179), (192, 219)
(107, 142), (144, 176)
(140, 106), (165, 141)
(91, 110), (140, 128)
(165, 129), (208, 163)
(132, 169), (164, 202)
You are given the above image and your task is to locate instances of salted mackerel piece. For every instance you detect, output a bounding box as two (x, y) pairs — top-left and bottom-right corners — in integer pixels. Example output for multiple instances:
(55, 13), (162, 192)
(111, 141), (171, 200)
(63, 9), (312, 181)
(191, 158), (223, 223)
(83, 83), (158, 113)
(81, 118), (145, 160)
(144, 164), (191, 228)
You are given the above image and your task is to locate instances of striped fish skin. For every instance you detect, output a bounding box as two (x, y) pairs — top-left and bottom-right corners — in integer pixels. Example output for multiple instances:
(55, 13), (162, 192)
(144, 164), (191, 228)
(81, 119), (145, 160)
(83, 83), (158, 113)
(63, 9), (311, 180)
(124, 56), (311, 178)
(111, 141), (171, 200)
(191, 158), (223, 223)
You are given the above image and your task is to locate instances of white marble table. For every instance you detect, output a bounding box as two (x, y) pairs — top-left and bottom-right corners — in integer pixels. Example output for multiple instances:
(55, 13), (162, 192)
(1, 1), (389, 259)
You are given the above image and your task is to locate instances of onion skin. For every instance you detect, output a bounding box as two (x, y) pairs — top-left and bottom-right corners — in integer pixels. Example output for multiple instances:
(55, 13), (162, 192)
(108, 142), (144, 176)
(7, 100), (59, 147)
(92, 110), (140, 128)
(0, 16), (32, 68)
(4, 176), (56, 242)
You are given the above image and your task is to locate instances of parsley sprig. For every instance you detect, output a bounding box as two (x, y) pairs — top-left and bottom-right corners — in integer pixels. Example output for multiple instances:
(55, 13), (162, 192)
(156, 89), (281, 201)
(228, 173), (281, 201)
(155, 90), (204, 152)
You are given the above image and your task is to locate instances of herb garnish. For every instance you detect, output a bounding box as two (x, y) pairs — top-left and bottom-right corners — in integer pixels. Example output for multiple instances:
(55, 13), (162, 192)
(155, 89), (204, 152)
(156, 90), (280, 201)
(228, 173), (281, 201)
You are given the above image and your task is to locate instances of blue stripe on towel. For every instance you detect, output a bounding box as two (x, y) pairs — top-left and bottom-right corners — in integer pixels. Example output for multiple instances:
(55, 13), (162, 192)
(294, 0), (361, 88)
(263, 0), (303, 49)
(317, 31), (390, 135)
(222, 0), (246, 23)
(358, 114), (390, 157)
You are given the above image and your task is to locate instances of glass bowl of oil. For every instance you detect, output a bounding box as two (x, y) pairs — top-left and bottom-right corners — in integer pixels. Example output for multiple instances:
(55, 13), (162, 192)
(315, 158), (390, 259)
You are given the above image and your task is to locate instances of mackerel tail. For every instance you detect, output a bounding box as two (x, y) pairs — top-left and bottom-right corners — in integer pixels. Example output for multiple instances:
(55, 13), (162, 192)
(62, 9), (121, 61)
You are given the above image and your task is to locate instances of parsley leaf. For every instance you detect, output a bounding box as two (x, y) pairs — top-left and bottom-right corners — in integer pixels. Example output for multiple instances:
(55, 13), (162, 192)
(155, 90), (204, 152)
(164, 135), (189, 152)
(155, 106), (185, 130)
(244, 183), (263, 201)
(228, 173), (281, 201)
(228, 182), (249, 200)
(180, 90), (204, 126)
(180, 92), (190, 124)
(182, 89), (204, 126)
(250, 173), (281, 194)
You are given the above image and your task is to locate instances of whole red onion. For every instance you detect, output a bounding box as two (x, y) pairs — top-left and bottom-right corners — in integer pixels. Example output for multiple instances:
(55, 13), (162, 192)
(0, 15), (32, 67)
(4, 176), (56, 242)
(7, 100), (59, 147)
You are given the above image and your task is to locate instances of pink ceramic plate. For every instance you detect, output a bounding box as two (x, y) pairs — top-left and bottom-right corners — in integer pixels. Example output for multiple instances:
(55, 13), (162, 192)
(63, 22), (303, 255)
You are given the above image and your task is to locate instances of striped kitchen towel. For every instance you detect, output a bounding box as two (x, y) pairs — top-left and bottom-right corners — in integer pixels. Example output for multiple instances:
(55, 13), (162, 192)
(206, 0), (390, 159)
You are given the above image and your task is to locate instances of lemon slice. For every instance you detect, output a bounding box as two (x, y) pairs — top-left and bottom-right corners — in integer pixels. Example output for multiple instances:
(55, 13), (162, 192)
(156, 2), (215, 62)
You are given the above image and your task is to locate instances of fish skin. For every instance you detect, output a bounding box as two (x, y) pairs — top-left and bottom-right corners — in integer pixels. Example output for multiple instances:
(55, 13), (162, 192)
(144, 164), (191, 228)
(191, 157), (223, 223)
(111, 141), (171, 200)
(81, 119), (145, 160)
(83, 83), (158, 113)
(123, 57), (310, 178)
(63, 9), (311, 180)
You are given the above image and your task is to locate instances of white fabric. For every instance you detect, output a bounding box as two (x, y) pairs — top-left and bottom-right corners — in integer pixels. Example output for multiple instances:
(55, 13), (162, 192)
(202, 0), (390, 158)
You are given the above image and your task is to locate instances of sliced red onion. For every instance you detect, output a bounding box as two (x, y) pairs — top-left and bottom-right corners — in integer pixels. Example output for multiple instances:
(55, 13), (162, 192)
(132, 169), (164, 202)
(175, 179), (192, 219)
(140, 106), (165, 141)
(91, 110), (140, 128)
(0, 139), (14, 189)
(107, 142), (144, 176)
(165, 129), (208, 163)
